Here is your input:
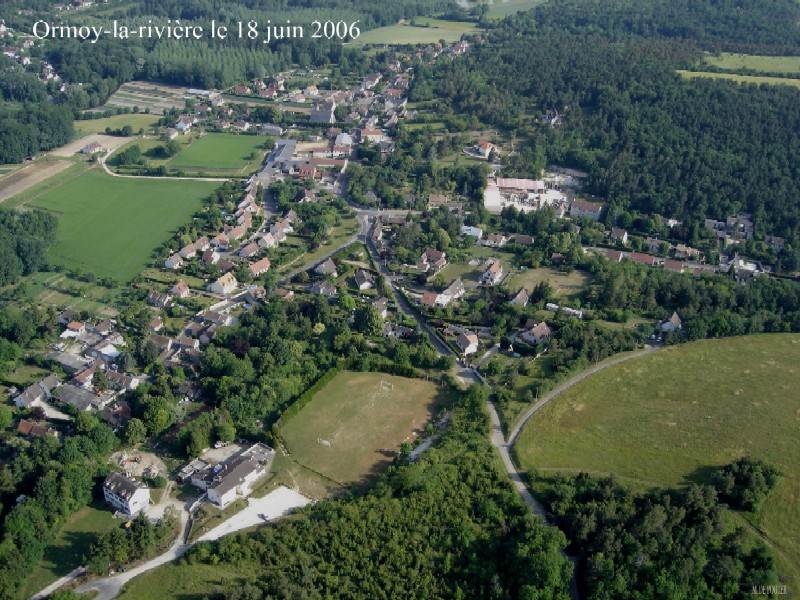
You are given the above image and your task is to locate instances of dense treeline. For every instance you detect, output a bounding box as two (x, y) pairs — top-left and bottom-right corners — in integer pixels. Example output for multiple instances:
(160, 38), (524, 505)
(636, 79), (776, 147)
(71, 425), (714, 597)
(580, 254), (800, 339)
(531, 0), (800, 54)
(0, 103), (73, 165)
(0, 413), (119, 600)
(414, 5), (800, 236)
(544, 474), (779, 599)
(183, 385), (573, 599)
(0, 208), (58, 285)
(86, 511), (178, 575)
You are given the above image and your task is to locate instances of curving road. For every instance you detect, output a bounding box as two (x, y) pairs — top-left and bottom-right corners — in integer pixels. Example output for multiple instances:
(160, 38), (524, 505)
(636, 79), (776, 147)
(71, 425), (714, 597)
(506, 345), (659, 446)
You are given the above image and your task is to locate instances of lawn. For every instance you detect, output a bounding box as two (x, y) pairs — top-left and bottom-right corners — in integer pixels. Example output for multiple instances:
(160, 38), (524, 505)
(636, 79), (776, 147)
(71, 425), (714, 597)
(23, 503), (118, 598)
(280, 371), (448, 487)
(275, 215), (360, 275)
(29, 169), (218, 281)
(74, 114), (159, 136)
(507, 267), (590, 299)
(485, 0), (545, 18)
(166, 134), (268, 174)
(352, 19), (480, 45)
(117, 563), (246, 600)
(514, 334), (800, 590)
(702, 53), (800, 75)
(677, 70), (800, 89)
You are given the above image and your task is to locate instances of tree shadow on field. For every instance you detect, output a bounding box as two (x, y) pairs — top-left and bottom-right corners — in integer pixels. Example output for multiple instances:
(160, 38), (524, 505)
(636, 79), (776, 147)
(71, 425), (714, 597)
(683, 464), (719, 487)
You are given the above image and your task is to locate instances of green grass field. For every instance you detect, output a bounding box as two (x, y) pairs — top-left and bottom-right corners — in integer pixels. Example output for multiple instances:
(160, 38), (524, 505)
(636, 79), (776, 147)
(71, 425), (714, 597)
(352, 19), (480, 45)
(507, 267), (590, 300)
(677, 70), (800, 89)
(74, 114), (159, 136)
(485, 0), (545, 18)
(280, 371), (447, 487)
(514, 334), (800, 590)
(702, 53), (800, 75)
(166, 134), (267, 173)
(29, 169), (218, 281)
(23, 503), (117, 598)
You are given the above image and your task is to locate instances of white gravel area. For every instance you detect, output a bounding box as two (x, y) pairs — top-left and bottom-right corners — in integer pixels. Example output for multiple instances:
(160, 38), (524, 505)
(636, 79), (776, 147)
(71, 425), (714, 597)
(198, 486), (311, 542)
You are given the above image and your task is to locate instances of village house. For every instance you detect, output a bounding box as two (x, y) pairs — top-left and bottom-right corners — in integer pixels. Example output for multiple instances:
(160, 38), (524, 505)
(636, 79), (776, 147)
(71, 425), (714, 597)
(456, 332), (480, 356)
(103, 472), (150, 516)
(460, 225), (483, 240)
(258, 233), (277, 249)
(208, 273), (238, 295)
(417, 248), (447, 273)
(238, 242), (260, 258)
(660, 312), (683, 333)
(17, 419), (58, 439)
(510, 289), (529, 307)
(520, 321), (552, 346)
(481, 260), (504, 286)
(473, 139), (495, 159)
(420, 291), (439, 307)
(310, 281), (338, 298)
(371, 297), (389, 319)
(164, 254), (183, 270)
(609, 227), (628, 245)
(249, 257), (271, 277)
(570, 199), (604, 221)
(354, 269), (373, 290)
(629, 252), (657, 267)
(484, 233), (509, 248)
(315, 258), (338, 277)
(171, 281), (190, 298)
(81, 141), (102, 155)
(149, 317), (164, 332)
(146, 290), (173, 309)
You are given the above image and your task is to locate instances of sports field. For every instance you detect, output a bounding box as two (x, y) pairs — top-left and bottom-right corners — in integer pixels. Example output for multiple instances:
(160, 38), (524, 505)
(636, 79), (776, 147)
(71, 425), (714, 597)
(166, 134), (267, 173)
(280, 371), (446, 487)
(702, 53), (800, 75)
(515, 334), (800, 589)
(352, 19), (480, 45)
(677, 70), (800, 89)
(29, 169), (218, 281)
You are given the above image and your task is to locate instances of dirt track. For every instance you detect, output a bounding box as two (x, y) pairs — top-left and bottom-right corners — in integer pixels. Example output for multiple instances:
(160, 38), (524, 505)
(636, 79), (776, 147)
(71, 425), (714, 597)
(50, 134), (130, 158)
(0, 161), (73, 203)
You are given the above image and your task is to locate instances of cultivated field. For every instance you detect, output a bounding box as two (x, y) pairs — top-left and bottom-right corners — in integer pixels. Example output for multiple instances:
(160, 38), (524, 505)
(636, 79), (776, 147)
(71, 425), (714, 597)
(105, 82), (196, 114)
(167, 134), (267, 173)
(702, 53), (800, 75)
(677, 70), (800, 89)
(29, 169), (218, 281)
(514, 334), (800, 589)
(352, 19), (480, 45)
(280, 371), (447, 487)
(0, 161), (73, 203)
(74, 114), (159, 136)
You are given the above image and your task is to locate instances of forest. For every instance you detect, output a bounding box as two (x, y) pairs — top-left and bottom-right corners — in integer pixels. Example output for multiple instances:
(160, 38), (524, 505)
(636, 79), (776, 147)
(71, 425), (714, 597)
(543, 473), (780, 599)
(0, 208), (58, 286)
(413, 1), (800, 237)
(180, 385), (574, 599)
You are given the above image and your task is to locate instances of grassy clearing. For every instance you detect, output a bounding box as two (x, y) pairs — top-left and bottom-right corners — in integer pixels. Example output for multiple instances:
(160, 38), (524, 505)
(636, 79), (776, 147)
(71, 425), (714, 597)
(677, 70), (800, 89)
(29, 169), (218, 281)
(486, 0), (545, 18)
(10, 271), (122, 316)
(167, 134), (267, 173)
(23, 503), (118, 598)
(507, 267), (590, 299)
(74, 114), (159, 136)
(280, 371), (448, 488)
(275, 215), (359, 275)
(352, 19), (479, 45)
(514, 334), (800, 590)
(117, 562), (246, 600)
(702, 53), (800, 75)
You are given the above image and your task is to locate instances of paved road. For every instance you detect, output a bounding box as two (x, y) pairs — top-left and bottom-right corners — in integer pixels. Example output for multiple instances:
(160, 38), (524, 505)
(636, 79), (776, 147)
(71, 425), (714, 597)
(52, 487), (308, 600)
(30, 567), (86, 600)
(97, 152), (231, 182)
(507, 345), (659, 446)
